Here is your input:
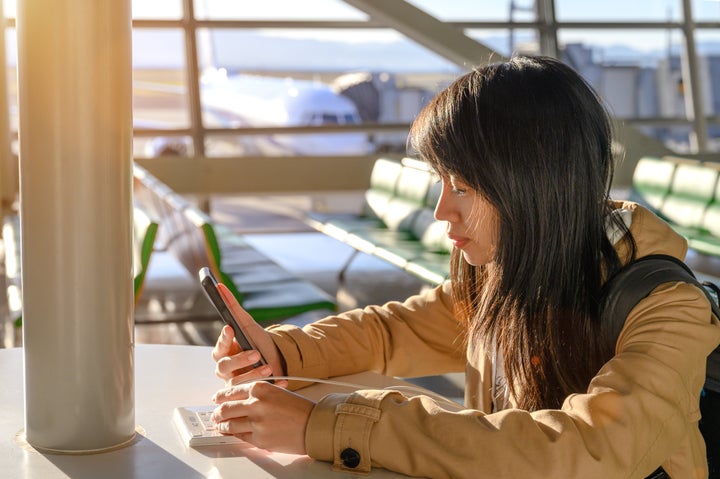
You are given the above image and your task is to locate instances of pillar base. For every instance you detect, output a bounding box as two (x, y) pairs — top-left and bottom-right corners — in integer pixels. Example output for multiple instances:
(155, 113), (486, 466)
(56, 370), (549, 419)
(14, 426), (145, 455)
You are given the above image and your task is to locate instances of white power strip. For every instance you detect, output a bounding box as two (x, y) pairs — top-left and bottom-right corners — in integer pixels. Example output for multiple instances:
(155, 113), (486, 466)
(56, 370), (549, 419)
(173, 405), (244, 447)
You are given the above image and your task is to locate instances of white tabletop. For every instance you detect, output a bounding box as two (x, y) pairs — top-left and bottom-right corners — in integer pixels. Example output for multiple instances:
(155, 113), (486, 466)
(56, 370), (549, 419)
(0, 344), (423, 478)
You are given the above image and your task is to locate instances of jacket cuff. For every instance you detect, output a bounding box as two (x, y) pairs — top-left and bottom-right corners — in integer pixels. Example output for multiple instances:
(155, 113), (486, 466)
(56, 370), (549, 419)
(266, 324), (329, 390)
(306, 393), (346, 461)
(306, 390), (394, 474)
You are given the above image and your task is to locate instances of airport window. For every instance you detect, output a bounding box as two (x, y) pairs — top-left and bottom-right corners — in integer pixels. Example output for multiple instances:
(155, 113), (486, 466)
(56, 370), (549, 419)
(467, 29), (540, 57)
(193, 0), (367, 21)
(185, 26), (458, 157)
(131, 28), (191, 157)
(407, 0), (537, 22)
(555, 0), (682, 21)
(132, 28), (189, 128)
(195, 28), (459, 75)
(131, 0), (183, 20)
(555, 25), (715, 152)
(691, 0), (720, 21)
(694, 29), (720, 151)
(2, 0), (720, 183)
(556, 29), (686, 120)
(130, 0), (719, 159)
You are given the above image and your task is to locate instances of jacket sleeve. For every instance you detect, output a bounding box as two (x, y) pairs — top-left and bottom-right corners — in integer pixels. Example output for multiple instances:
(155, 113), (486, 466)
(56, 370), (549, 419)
(302, 282), (720, 478)
(266, 281), (467, 388)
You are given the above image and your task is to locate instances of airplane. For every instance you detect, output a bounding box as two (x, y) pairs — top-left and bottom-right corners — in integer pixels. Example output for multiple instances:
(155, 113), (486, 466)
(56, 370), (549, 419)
(142, 69), (373, 157)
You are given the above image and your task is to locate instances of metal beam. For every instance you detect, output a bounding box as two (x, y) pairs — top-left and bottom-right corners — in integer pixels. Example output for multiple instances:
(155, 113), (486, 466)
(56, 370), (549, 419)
(680, 0), (708, 152)
(342, 0), (504, 69)
(135, 155), (383, 194)
(535, 0), (559, 58)
(182, 0), (206, 157)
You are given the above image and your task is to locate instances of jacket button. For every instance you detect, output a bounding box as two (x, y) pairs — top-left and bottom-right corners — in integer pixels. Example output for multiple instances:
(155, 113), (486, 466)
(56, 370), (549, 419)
(340, 447), (361, 468)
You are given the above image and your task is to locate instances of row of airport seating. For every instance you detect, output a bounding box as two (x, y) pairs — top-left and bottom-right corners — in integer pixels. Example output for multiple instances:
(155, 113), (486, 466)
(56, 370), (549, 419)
(631, 155), (720, 258)
(132, 165), (337, 323)
(305, 157), (452, 286)
(1, 203), (160, 339)
(2, 167), (338, 338)
(305, 155), (720, 288)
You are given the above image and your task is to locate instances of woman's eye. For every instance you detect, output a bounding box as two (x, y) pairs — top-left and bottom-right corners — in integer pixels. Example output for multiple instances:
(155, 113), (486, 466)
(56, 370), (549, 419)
(448, 175), (469, 195)
(441, 175), (470, 196)
(450, 180), (468, 196)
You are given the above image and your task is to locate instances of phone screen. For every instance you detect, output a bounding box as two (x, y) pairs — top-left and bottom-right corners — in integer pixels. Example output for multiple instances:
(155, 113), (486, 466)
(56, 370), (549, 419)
(198, 267), (266, 369)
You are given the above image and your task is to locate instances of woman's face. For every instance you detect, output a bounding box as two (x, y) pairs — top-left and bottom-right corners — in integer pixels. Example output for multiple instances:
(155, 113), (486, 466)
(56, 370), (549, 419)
(434, 174), (498, 266)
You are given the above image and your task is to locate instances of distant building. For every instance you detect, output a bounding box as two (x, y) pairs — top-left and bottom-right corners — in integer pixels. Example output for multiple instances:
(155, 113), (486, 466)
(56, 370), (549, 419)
(563, 42), (720, 151)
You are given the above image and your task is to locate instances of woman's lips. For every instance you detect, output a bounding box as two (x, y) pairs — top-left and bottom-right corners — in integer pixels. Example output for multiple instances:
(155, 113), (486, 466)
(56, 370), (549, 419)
(447, 234), (470, 248)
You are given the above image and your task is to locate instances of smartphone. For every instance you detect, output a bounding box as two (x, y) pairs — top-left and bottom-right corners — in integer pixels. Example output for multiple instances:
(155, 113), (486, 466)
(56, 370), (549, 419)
(198, 267), (266, 369)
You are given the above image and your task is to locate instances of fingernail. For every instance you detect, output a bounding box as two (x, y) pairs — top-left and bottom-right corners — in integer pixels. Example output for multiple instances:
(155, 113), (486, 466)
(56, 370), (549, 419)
(260, 365), (272, 375)
(248, 351), (260, 362)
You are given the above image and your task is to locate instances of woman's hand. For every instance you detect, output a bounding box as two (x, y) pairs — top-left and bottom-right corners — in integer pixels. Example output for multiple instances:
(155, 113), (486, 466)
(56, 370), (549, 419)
(211, 283), (287, 387)
(212, 380), (315, 454)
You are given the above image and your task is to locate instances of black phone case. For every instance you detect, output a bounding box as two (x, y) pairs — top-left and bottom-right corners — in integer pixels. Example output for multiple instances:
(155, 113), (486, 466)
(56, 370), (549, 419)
(198, 267), (266, 368)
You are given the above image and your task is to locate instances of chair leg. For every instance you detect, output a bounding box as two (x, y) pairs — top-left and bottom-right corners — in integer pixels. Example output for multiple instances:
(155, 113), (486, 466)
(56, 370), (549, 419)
(338, 249), (360, 287)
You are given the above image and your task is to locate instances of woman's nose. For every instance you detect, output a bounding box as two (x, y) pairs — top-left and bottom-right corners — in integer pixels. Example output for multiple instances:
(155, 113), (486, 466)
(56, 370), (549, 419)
(434, 184), (456, 222)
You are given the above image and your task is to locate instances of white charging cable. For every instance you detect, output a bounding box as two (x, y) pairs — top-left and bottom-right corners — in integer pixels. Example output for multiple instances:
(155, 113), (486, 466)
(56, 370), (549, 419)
(234, 375), (465, 412)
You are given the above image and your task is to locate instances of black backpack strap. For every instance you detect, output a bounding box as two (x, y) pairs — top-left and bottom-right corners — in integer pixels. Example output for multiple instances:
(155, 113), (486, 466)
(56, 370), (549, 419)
(601, 254), (720, 478)
(601, 254), (720, 340)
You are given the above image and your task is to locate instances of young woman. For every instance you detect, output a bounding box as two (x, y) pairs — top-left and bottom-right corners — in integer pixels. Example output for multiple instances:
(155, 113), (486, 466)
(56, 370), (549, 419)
(210, 55), (720, 478)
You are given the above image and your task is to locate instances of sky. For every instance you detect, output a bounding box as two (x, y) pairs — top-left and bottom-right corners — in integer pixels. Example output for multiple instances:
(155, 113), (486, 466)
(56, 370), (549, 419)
(4, 0), (719, 25)
(128, 0), (720, 24)
(4, 0), (720, 65)
(122, 0), (720, 50)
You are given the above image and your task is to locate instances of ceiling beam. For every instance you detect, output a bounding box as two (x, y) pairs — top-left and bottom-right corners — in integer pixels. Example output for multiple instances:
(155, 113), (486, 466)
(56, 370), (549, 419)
(342, 0), (504, 69)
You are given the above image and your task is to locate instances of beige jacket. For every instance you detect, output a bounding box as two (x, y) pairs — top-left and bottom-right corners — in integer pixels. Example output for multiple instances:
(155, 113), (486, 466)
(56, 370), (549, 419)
(267, 202), (720, 478)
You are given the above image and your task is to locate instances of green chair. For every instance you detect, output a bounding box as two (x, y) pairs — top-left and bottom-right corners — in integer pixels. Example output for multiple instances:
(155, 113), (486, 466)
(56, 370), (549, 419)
(186, 209), (337, 323)
(630, 156), (676, 210)
(133, 207), (160, 307)
(659, 162), (718, 230)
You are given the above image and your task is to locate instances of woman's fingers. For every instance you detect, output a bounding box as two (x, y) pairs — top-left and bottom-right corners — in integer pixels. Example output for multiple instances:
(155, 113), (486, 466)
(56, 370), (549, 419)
(215, 346), (288, 386)
(214, 348), (264, 381)
(211, 381), (313, 454)
(215, 415), (251, 435)
(211, 284), (287, 382)
(217, 284), (287, 377)
(211, 325), (239, 362)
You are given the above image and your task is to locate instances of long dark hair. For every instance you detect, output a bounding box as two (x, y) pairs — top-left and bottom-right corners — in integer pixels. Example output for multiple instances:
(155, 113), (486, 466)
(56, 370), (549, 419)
(409, 55), (636, 410)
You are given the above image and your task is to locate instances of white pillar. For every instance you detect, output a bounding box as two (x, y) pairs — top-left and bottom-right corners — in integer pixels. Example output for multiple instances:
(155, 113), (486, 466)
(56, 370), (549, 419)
(17, 0), (135, 452)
